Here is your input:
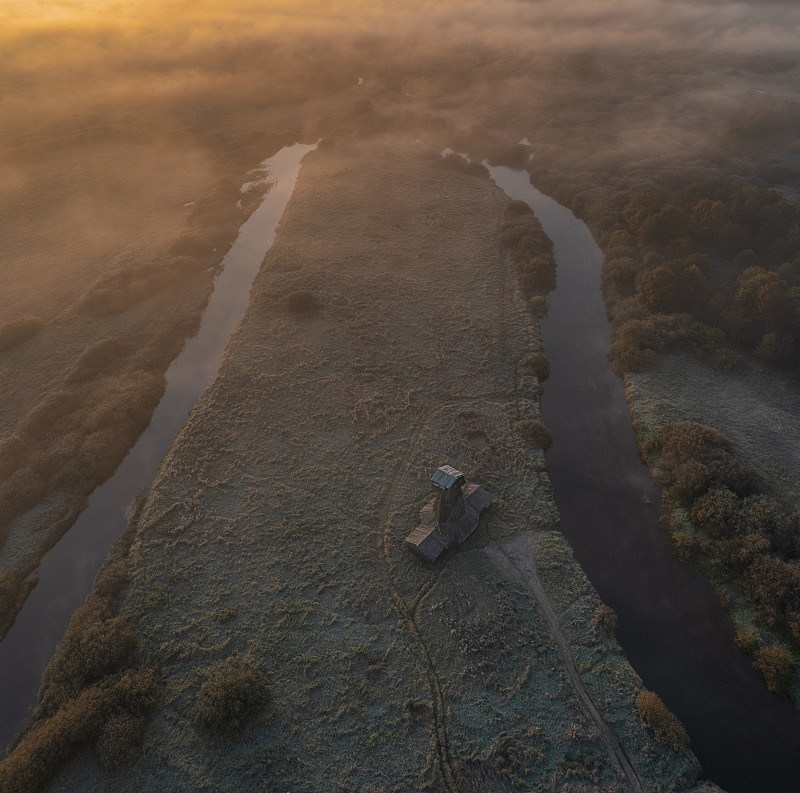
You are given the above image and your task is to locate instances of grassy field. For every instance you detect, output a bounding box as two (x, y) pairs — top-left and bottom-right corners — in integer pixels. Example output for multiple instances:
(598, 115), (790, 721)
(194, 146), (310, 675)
(627, 354), (800, 513)
(5, 134), (718, 793)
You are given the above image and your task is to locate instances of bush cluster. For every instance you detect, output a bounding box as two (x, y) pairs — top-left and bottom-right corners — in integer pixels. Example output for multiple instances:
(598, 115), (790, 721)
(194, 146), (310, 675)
(0, 668), (159, 793)
(753, 645), (795, 696)
(192, 658), (270, 737)
(0, 338), (176, 554)
(652, 421), (756, 505)
(602, 175), (800, 374)
(654, 421), (800, 677)
(0, 569), (23, 633)
(634, 689), (689, 750)
(0, 559), (158, 791)
(500, 201), (558, 303)
(515, 419), (553, 450)
(607, 313), (707, 376)
(520, 352), (550, 381)
(594, 604), (618, 635)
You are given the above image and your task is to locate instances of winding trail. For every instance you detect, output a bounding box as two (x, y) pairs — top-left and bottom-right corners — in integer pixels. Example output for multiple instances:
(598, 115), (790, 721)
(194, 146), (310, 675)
(484, 536), (648, 793)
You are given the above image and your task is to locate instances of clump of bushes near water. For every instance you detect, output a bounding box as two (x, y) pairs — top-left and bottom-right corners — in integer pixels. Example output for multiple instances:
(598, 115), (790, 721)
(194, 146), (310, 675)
(500, 200), (558, 304)
(0, 559), (159, 792)
(594, 604), (618, 635)
(651, 420), (799, 695)
(515, 419), (553, 451)
(634, 689), (689, 750)
(520, 352), (550, 381)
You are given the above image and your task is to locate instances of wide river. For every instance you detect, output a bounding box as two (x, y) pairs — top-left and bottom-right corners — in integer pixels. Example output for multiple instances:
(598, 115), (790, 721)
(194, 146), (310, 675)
(487, 164), (800, 793)
(0, 142), (316, 753)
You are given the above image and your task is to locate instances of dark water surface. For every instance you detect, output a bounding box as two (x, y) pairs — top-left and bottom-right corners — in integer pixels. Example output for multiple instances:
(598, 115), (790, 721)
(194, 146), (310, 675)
(0, 142), (316, 754)
(488, 164), (800, 793)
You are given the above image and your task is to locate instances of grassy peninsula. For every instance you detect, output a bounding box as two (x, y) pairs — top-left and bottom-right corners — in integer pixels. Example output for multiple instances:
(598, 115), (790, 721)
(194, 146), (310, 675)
(1, 135), (713, 793)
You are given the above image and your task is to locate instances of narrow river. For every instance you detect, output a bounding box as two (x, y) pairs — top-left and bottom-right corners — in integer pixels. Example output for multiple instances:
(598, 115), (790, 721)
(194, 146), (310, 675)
(0, 141), (317, 754)
(487, 164), (800, 793)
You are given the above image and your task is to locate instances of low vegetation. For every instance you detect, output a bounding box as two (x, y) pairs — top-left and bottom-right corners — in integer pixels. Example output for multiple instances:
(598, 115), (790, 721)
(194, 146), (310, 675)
(500, 200), (558, 302)
(594, 604), (618, 635)
(192, 658), (270, 737)
(634, 689), (689, 750)
(283, 289), (319, 314)
(520, 351), (550, 381)
(650, 421), (799, 695)
(515, 419), (553, 450)
(0, 558), (158, 790)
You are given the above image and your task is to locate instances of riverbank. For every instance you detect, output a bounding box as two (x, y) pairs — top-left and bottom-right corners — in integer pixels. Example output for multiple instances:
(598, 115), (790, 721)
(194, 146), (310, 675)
(625, 353), (800, 701)
(0, 133), (293, 640)
(3, 133), (707, 792)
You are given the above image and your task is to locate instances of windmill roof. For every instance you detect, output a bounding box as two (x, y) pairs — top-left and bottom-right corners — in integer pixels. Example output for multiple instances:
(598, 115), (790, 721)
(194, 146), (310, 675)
(431, 465), (465, 490)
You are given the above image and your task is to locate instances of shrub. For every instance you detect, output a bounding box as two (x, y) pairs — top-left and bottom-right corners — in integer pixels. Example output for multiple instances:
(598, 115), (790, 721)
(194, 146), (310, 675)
(734, 628), (761, 655)
(192, 658), (269, 737)
(654, 422), (757, 504)
(741, 553), (800, 627)
(691, 488), (740, 537)
(0, 667), (159, 793)
(515, 419), (553, 450)
(520, 352), (549, 381)
(37, 596), (137, 716)
(284, 290), (318, 314)
(0, 316), (44, 351)
(594, 604), (618, 635)
(528, 296), (548, 318)
(603, 257), (641, 292)
(735, 496), (796, 557)
(519, 257), (556, 295)
(634, 689), (689, 750)
(504, 199), (533, 219)
(753, 645), (794, 696)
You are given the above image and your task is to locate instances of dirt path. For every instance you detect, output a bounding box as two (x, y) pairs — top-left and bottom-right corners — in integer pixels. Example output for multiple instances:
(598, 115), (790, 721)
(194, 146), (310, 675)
(484, 535), (649, 793)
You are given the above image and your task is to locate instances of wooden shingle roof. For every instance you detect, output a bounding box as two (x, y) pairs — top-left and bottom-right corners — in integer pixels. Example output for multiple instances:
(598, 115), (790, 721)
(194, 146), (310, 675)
(431, 465), (465, 490)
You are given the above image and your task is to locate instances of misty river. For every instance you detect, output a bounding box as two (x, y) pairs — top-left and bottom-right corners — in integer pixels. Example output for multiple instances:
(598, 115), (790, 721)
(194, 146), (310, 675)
(487, 163), (800, 793)
(0, 142), (317, 753)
